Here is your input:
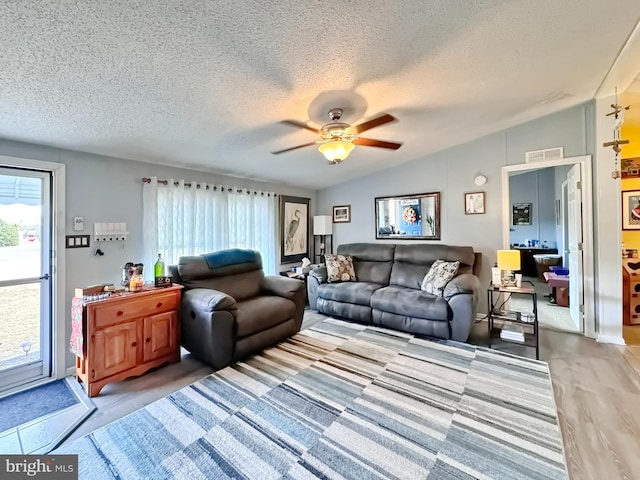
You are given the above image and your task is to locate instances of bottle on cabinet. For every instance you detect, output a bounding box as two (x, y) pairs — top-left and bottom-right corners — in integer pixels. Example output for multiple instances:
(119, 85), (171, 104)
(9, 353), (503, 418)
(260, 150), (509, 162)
(154, 253), (166, 279)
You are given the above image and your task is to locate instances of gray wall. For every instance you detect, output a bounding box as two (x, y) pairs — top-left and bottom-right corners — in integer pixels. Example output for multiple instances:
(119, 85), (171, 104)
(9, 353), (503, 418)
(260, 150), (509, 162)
(509, 171), (541, 246)
(537, 168), (556, 249)
(0, 138), (316, 369)
(317, 102), (594, 311)
(509, 168), (557, 248)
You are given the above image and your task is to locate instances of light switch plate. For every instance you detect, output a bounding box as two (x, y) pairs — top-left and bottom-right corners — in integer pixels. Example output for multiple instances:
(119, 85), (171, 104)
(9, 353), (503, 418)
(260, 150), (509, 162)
(66, 234), (90, 248)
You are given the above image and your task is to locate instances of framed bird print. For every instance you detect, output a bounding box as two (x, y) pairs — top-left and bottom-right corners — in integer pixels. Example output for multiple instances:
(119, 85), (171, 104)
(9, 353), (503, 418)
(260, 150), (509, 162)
(279, 195), (311, 263)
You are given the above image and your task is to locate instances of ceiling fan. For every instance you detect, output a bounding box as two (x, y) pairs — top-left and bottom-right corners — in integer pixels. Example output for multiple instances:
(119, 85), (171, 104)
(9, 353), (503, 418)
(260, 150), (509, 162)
(272, 108), (402, 164)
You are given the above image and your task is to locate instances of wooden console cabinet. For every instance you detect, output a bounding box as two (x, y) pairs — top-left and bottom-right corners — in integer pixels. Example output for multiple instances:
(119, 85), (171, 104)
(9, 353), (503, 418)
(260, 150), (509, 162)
(76, 285), (183, 397)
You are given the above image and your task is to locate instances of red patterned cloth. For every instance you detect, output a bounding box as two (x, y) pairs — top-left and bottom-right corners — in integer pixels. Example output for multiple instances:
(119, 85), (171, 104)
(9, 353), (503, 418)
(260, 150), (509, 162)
(70, 297), (84, 357)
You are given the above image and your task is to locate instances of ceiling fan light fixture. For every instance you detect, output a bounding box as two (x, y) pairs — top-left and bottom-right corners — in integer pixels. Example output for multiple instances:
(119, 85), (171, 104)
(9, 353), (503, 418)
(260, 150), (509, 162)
(318, 139), (355, 162)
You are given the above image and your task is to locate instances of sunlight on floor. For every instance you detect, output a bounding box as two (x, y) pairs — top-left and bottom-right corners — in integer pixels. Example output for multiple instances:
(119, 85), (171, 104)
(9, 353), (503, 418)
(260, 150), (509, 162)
(508, 276), (579, 333)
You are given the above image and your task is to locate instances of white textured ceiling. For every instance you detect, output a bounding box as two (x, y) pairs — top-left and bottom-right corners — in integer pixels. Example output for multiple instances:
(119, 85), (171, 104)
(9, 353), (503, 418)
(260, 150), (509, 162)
(1, 1), (639, 189)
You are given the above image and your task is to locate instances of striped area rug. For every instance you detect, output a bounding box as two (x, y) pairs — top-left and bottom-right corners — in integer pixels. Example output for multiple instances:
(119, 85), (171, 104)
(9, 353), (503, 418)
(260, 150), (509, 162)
(56, 318), (568, 479)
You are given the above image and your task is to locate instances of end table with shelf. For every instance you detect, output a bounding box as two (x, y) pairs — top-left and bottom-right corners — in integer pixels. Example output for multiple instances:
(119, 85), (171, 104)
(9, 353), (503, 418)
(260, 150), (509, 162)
(487, 285), (539, 360)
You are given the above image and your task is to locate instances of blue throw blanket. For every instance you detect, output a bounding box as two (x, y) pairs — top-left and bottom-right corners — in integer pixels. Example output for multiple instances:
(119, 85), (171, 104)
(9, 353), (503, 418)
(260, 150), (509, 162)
(202, 249), (258, 269)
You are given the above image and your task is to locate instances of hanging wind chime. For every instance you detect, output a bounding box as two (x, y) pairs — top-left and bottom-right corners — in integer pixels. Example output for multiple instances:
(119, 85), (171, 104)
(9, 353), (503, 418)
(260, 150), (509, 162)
(603, 87), (630, 179)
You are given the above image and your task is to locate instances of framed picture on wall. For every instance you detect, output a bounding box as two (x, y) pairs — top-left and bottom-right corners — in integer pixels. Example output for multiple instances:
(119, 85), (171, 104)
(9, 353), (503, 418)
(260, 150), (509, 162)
(333, 205), (351, 223)
(279, 195), (310, 263)
(622, 190), (640, 230)
(512, 203), (532, 225)
(464, 192), (485, 215)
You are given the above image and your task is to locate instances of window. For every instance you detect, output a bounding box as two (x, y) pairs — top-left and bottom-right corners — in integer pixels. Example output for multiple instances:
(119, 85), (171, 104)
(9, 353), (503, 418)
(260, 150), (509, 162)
(143, 178), (277, 275)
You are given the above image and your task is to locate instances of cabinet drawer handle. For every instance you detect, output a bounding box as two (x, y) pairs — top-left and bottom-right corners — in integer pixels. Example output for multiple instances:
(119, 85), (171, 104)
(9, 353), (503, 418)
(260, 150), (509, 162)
(131, 342), (137, 347)
(117, 310), (124, 316)
(156, 302), (163, 308)
(91, 369), (95, 378)
(146, 337), (151, 343)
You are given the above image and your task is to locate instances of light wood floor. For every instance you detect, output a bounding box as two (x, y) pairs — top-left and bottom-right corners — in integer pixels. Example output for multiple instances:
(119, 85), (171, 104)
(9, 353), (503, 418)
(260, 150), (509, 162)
(62, 312), (640, 480)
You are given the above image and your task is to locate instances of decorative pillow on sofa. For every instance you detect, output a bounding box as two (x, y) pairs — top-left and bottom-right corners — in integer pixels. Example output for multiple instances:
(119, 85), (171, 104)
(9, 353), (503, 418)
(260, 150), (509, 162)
(325, 254), (357, 283)
(421, 259), (460, 296)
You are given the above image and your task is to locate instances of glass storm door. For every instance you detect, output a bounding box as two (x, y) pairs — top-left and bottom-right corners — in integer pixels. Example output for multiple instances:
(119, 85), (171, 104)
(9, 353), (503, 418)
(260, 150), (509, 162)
(0, 167), (52, 393)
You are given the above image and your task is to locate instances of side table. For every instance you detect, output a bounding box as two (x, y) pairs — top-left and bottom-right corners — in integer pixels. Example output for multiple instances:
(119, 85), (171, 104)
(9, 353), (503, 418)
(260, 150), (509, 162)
(487, 285), (539, 360)
(543, 272), (569, 307)
(279, 271), (308, 305)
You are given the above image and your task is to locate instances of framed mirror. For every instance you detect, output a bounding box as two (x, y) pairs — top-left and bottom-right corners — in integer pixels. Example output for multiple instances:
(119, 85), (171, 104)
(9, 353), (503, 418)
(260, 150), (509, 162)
(375, 192), (440, 240)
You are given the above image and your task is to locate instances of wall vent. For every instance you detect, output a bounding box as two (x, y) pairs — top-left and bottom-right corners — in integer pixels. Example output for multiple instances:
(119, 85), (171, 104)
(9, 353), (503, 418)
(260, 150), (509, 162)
(525, 147), (564, 163)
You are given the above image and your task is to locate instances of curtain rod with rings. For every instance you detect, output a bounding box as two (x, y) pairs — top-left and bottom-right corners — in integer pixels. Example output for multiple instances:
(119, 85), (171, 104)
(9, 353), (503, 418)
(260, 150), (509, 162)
(141, 178), (278, 196)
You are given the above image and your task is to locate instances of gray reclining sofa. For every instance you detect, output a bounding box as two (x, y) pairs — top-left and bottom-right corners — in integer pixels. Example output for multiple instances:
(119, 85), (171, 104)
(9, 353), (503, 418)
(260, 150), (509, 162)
(307, 243), (481, 342)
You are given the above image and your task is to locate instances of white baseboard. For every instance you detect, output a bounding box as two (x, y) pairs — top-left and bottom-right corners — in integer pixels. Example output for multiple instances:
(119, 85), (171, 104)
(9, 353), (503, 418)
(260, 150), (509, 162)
(596, 334), (626, 345)
(65, 366), (76, 377)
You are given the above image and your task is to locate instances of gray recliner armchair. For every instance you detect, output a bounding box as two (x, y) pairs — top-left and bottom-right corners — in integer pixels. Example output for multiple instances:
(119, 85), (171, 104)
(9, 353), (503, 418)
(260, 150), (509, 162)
(169, 249), (305, 369)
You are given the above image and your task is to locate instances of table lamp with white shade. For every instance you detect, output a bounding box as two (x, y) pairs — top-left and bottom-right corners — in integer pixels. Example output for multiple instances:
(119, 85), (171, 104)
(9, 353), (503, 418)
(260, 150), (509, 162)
(497, 249), (521, 287)
(313, 215), (333, 261)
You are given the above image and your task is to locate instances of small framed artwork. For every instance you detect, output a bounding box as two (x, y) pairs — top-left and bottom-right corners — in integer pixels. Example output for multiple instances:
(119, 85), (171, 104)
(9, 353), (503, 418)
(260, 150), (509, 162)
(512, 203), (532, 225)
(333, 205), (351, 223)
(464, 192), (485, 215)
(622, 190), (640, 230)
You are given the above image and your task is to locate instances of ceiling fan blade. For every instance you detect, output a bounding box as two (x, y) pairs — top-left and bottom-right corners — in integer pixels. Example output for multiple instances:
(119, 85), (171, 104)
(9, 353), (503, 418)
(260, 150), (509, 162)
(353, 137), (402, 150)
(280, 120), (319, 134)
(271, 142), (317, 154)
(352, 114), (396, 134)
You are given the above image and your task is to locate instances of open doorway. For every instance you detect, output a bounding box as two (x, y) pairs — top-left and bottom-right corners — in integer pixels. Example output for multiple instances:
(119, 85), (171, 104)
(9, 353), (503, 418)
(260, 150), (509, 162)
(502, 155), (595, 338)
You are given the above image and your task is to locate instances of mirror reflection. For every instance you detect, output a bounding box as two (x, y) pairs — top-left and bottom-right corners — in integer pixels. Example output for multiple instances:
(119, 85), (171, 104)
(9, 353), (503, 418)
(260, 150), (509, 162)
(375, 192), (440, 240)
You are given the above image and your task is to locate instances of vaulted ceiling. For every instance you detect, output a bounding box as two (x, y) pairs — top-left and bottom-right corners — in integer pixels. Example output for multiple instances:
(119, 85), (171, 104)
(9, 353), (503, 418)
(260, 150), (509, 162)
(0, 1), (639, 188)
(622, 73), (640, 127)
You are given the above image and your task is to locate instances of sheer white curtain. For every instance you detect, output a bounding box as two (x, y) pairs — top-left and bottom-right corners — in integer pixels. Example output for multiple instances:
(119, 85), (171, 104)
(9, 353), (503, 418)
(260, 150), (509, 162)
(142, 177), (277, 277)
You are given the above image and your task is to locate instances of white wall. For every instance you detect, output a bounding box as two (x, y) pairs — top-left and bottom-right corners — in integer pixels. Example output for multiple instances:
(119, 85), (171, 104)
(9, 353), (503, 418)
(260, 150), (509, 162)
(554, 164), (571, 261)
(594, 95), (623, 343)
(0, 138), (317, 368)
(317, 103), (594, 314)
